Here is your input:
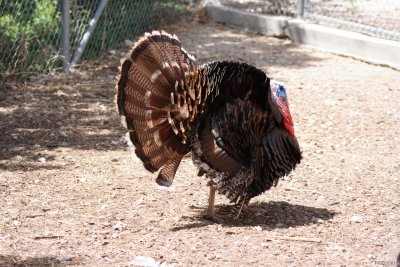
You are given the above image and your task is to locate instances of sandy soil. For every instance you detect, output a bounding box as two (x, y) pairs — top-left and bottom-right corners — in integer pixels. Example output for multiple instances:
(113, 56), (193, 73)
(1, 20), (399, 266)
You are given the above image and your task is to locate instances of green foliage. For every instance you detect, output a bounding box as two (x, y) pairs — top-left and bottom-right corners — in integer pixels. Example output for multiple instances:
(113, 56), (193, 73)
(0, 0), (61, 74)
(83, 0), (190, 59)
(0, 0), (190, 76)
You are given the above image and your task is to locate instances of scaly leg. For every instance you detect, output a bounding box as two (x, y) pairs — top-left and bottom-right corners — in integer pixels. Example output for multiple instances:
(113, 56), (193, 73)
(204, 186), (226, 223)
(208, 186), (216, 216)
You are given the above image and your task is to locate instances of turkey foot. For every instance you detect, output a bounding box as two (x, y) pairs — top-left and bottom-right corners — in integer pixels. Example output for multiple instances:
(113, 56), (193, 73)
(234, 200), (265, 219)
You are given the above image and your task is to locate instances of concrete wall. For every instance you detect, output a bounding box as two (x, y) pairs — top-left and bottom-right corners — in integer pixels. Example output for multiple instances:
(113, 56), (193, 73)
(206, 4), (400, 69)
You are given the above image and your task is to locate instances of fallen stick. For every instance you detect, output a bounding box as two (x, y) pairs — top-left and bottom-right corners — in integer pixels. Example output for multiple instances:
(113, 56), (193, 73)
(265, 236), (322, 243)
(284, 187), (308, 192)
(34, 235), (63, 240)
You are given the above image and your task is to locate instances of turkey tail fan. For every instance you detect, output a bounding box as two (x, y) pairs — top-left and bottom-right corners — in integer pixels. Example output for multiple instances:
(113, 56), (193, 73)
(116, 30), (196, 186)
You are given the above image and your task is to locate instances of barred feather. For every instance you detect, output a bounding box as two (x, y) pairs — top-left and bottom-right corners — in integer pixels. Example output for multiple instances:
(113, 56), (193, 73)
(116, 30), (196, 185)
(116, 30), (301, 210)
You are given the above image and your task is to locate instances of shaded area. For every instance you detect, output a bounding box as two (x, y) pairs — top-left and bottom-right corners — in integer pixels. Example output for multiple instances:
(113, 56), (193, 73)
(171, 201), (336, 231)
(0, 55), (124, 171)
(0, 255), (78, 266)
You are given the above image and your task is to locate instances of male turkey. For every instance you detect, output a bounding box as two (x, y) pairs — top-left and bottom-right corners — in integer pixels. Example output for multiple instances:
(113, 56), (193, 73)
(116, 31), (301, 222)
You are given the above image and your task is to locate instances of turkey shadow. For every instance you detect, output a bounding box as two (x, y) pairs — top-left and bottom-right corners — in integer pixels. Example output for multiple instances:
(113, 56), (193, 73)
(0, 254), (77, 266)
(170, 201), (335, 231)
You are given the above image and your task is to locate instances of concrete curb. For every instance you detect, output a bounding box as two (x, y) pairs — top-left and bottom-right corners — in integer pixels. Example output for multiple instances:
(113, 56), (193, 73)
(206, 4), (288, 37)
(206, 4), (400, 69)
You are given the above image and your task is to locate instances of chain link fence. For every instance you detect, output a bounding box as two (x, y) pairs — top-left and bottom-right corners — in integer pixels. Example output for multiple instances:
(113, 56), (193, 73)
(0, 0), (192, 79)
(303, 0), (400, 42)
(220, 0), (297, 16)
(216, 0), (400, 42)
(2, 0), (399, 79)
(0, 1), (61, 76)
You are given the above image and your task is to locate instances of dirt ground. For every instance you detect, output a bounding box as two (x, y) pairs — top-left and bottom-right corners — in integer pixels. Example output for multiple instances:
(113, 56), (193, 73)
(1, 20), (400, 266)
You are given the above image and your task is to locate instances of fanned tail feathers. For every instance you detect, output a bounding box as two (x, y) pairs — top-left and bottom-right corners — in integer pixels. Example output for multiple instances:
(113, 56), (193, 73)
(116, 30), (196, 186)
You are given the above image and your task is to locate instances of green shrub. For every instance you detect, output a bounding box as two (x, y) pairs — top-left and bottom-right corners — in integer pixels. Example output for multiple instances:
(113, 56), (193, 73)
(0, 0), (61, 74)
(0, 0), (190, 76)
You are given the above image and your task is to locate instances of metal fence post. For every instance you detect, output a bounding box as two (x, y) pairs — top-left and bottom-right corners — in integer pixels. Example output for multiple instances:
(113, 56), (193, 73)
(297, 0), (305, 18)
(60, 0), (70, 72)
(70, 0), (109, 68)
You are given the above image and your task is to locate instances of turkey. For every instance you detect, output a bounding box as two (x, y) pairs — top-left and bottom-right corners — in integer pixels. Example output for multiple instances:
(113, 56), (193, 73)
(115, 30), (301, 222)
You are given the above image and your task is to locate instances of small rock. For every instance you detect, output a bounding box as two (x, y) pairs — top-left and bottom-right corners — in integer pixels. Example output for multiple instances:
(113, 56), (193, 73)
(234, 241), (241, 246)
(109, 49), (116, 55)
(254, 226), (262, 231)
(128, 256), (158, 267)
(331, 245), (346, 252)
(113, 220), (128, 230)
(38, 157), (46, 163)
(311, 217), (324, 224)
(351, 215), (363, 223)
(136, 198), (145, 205)
(56, 255), (73, 262)
(367, 254), (375, 259)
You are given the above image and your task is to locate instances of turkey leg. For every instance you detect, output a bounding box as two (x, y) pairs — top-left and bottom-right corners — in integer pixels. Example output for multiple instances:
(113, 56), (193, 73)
(205, 186), (226, 223)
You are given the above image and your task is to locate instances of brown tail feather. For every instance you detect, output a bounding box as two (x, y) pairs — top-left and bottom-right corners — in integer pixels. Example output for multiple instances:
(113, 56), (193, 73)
(156, 158), (182, 186)
(116, 30), (196, 186)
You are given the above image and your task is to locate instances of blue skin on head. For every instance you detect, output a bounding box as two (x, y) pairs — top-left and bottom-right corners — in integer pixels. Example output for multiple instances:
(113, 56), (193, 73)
(276, 84), (287, 98)
(269, 79), (296, 137)
(270, 80), (287, 99)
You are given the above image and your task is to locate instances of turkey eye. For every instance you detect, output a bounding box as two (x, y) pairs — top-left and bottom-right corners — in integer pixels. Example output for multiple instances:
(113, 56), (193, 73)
(277, 85), (286, 97)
